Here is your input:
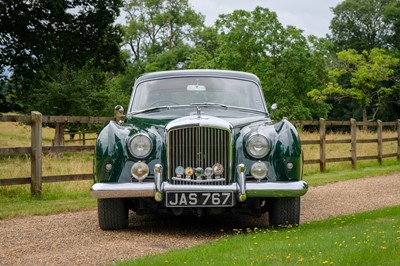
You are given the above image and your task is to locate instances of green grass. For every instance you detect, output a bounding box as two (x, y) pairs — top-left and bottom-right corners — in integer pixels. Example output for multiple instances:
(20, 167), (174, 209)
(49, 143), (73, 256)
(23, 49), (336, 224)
(0, 181), (96, 219)
(304, 158), (400, 186)
(116, 206), (400, 266)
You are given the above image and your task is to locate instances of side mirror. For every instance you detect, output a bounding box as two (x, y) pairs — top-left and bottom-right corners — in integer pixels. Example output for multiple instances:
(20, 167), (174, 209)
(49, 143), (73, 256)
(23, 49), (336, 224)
(271, 103), (278, 111)
(114, 105), (125, 123)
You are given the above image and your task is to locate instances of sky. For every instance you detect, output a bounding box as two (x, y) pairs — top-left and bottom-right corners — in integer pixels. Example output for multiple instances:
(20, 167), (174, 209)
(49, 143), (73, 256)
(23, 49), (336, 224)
(189, 0), (344, 37)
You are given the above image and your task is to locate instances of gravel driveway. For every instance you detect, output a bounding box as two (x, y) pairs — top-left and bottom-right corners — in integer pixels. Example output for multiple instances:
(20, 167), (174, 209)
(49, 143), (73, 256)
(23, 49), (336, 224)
(1, 173), (399, 266)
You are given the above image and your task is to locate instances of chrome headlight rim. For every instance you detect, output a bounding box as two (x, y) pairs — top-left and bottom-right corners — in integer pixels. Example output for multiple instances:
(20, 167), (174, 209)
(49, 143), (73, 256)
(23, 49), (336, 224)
(128, 133), (153, 159)
(246, 133), (271, 159)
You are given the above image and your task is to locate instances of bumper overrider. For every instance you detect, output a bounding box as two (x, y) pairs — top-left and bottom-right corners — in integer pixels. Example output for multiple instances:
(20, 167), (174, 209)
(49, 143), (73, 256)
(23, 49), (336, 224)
(91, 164), (308, 202)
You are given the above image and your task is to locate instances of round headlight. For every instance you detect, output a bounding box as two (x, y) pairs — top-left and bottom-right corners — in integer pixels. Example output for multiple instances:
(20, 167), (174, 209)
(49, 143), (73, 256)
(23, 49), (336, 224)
(128, 134), (153, 158)
(246, 133), (270, 158)
(251, 161), (268, 180)
(131, 161), (149, 181)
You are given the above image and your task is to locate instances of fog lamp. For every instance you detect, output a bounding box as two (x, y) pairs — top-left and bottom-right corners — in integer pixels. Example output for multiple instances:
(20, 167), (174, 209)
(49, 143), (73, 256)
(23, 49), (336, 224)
(131, 161), (149, 181)
(251, 161), (268, 180)
(105, 163), (112, 171)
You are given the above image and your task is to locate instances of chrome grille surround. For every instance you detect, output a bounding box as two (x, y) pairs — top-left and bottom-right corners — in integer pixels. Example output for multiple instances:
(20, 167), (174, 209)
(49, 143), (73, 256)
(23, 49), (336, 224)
(167, 126), (231, 185)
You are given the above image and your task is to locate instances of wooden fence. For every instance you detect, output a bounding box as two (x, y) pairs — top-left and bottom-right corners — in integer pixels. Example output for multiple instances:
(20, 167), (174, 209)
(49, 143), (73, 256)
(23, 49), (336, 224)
(0, 112), (110, 195)
(292, 118), (400, 172)
(0, 112), (399, 195)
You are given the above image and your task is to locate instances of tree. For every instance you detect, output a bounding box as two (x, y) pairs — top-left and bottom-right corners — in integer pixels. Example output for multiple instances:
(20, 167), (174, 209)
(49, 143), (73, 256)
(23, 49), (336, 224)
(122, 0), (204, 72)
(190, 7), (331, 120)
(308, 48), (399, 125)
(329, 0), (397, 52)
(384, 0), (400, 50)
(0, 0), (125, 113)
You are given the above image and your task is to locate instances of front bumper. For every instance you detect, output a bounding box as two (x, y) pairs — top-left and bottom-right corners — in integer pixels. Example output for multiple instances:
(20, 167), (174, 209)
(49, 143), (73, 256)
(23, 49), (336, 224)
(91, 181), (308, 199)
(91, 163), (308, 201)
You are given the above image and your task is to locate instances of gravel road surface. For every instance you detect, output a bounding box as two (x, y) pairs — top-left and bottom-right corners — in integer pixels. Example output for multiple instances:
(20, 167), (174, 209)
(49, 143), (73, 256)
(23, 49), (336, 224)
(1, 173), (399, 266)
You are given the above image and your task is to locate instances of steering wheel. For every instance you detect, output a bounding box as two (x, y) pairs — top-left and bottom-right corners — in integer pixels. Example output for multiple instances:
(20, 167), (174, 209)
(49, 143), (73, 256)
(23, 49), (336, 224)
(150, 101), (178, 107)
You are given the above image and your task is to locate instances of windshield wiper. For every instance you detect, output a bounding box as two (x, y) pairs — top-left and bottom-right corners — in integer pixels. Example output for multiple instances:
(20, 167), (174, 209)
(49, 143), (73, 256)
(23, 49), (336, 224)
(191, 102), (269, 116)
(129, 106), (171, 115)
(129, 105), (194, 115)
(226, 106), (269, 116)
(191, 102), (229, 109)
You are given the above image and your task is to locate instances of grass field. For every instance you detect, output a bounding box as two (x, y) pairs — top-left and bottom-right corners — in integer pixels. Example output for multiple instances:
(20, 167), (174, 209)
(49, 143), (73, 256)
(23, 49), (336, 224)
(116, 206), (400, 265)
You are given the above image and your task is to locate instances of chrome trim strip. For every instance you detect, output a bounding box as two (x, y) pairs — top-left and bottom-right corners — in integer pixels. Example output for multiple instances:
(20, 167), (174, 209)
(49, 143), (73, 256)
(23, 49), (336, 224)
(237, 164), (246, 201)
(246, 181), (308, 197)
(91, 181), (308, 199)
(91, 183), (155, 199)
(162, 183), (238, 192)
(154, 164), (163, 202)
(172, 177), (226, 183)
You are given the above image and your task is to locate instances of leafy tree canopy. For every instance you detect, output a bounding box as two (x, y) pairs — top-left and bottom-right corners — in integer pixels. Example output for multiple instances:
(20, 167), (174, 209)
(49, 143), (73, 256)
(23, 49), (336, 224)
(122, 0), (204, 73)
(0, 0), (125, 114)
(308, 48), (399, 122)
(190, 7), (332, 120)
(329, 0), (400, 51)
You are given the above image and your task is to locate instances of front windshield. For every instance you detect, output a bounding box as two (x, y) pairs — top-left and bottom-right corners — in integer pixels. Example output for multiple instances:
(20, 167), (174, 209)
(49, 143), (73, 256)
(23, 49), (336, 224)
(129, 77), (266, 112)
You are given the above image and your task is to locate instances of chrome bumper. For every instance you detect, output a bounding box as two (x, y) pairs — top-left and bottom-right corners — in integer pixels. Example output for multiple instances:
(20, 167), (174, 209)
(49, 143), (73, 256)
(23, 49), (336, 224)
(91, 181), (308, 199)
(91, 163), (308, 201)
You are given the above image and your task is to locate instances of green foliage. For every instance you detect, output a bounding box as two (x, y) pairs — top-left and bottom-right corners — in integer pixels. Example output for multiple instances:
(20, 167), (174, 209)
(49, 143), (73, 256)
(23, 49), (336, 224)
(329, 0), (397, 51)
(309, 48), (399, 121)
(0, 0), (125, 114)
(26, 64), (123, 117)
(122, 0), (204, 74)
(0, 79), (20, 112)
(191, 7), (332, 120)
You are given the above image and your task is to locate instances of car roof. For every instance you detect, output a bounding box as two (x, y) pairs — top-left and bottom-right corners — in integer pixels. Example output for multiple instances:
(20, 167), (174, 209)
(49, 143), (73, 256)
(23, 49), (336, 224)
(135, 69), (261, 84)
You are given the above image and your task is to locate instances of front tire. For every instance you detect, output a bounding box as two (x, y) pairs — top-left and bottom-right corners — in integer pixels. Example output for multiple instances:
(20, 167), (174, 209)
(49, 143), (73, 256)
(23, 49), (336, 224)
(268, 197), (300, 227)
(98, 198), (129, 230)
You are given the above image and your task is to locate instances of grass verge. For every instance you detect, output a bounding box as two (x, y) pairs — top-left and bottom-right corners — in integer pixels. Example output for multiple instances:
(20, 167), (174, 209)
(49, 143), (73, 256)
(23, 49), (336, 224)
(116, 206), (400, 265)
(0, 181), (96, 219)
(304, 158), (400, 186)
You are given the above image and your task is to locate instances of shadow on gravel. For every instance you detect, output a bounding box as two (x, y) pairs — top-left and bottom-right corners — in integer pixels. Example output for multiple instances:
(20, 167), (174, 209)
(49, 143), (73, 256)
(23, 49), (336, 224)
(127, 212), (269, 237)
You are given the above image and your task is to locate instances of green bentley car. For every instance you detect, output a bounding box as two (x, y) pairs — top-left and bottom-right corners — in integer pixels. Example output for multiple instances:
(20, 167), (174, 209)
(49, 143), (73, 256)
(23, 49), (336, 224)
(91, 69), (308, 230)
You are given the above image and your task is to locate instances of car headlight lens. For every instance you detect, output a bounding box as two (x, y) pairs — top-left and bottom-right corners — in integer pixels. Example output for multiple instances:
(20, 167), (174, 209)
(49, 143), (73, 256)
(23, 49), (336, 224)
(131, 161), (149, 181)
(246, 133), (270, 158)
(128, 134), (152, 158)
(251, 161), (268, 180)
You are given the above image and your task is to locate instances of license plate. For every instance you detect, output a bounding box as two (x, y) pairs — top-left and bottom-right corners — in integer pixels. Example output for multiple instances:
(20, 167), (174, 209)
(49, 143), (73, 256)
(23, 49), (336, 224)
(165, 192), (234, 207)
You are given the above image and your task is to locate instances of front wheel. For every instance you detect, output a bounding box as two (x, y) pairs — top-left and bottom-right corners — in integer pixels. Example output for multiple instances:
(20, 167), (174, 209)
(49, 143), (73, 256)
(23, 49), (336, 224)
(268, 197), (300, 227)
(98, 198), (129, 230)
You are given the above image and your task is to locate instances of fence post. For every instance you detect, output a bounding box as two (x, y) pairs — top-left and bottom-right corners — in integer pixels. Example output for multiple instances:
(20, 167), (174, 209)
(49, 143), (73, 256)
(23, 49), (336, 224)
(397, 119), (400, 161)
(351, 118), (357, 169)
(377, 120), (383, 165)
(31, 111), (42, 196)
(319, 118), (326, 172)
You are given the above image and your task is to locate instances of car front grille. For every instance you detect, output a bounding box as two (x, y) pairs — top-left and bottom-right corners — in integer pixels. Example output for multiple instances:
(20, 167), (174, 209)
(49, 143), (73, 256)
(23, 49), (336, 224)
(167, 126), (231, 185)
